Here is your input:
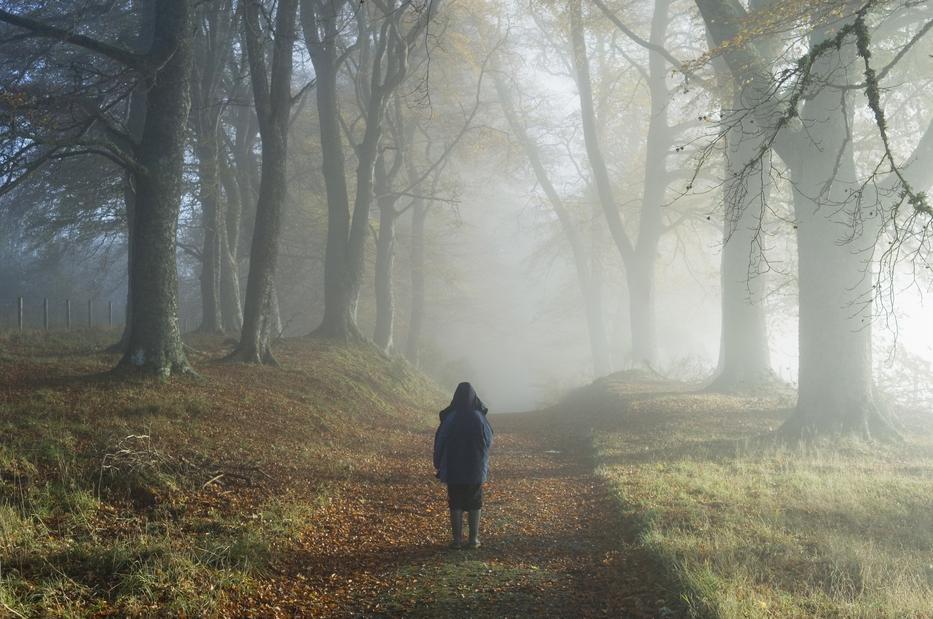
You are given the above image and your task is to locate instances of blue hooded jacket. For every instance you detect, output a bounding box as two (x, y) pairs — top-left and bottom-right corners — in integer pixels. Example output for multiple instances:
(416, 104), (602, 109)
(433, 383), (493, 485)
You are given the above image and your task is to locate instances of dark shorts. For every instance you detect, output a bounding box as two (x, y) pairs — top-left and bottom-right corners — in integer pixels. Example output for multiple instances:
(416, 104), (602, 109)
(447, 483), (483, 510)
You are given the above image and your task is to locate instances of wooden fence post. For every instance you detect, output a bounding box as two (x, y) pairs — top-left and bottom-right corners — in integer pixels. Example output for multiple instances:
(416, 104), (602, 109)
(66, 299), (71, 330)
(88, 299), (92, 329)
(17, 297), (23, 331)
(108, 301), (113, 328)
(43, 298), (49, 331)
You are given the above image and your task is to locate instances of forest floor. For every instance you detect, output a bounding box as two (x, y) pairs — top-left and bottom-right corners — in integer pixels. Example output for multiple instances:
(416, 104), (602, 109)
(0, 331), (677, 618)
(2, 332), (932, 618)
(230, 410), (682, 618)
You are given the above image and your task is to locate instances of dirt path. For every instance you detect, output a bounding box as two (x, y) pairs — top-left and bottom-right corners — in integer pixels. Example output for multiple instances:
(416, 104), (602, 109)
(235, 412), (681, 617)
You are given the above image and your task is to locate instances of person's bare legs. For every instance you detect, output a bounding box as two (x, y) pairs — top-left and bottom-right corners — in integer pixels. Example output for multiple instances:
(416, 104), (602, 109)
(449, 509), (463, 549)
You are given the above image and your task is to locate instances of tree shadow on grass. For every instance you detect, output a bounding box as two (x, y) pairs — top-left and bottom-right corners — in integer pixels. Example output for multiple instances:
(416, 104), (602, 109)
(597, 436), (758, 468)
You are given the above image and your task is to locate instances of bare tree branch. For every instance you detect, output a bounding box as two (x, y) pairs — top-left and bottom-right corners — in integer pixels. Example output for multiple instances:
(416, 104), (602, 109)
(0, 9), (147, 72)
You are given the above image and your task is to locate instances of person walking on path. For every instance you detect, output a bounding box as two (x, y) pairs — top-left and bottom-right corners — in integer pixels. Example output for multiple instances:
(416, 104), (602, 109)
(433, 382), (493, 549)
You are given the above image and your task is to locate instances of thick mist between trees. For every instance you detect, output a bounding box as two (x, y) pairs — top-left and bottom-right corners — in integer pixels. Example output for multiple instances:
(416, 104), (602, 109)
(1, 0), (932, 426)
(3, 2), (933, 615)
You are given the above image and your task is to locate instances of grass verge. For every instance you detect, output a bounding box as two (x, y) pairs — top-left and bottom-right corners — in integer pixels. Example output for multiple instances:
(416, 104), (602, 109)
(0, 332), (440, 616)
(574, 375), (933, 619)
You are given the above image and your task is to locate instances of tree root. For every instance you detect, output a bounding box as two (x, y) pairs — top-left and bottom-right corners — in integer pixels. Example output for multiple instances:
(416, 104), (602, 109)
(308, 320), (366, 344)
(223, 344), (280, 366)
(776, 403), (902, 443)
(111, 355), (199, 381)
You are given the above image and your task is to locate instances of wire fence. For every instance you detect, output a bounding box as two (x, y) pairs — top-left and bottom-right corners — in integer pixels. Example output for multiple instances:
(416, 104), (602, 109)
(0, 297), (125, 332)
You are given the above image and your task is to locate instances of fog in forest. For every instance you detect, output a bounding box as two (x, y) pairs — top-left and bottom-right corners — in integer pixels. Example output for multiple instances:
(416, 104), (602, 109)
(4, 1), (933, 615)
(1, 0), (932, 419)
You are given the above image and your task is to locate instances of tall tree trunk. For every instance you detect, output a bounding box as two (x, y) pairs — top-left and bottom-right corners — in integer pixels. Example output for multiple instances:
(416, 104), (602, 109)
(404, 197), (427, 364)
(780, 23), (894, 439)
(221, 99), (258, 333)
(219, 153), (243, 332)
(346, 92), (385, 328)
(194, 119), (224, 333)
(586, 200), (611, 376)
(301, 1), (359, 340)
(626, 0), (671, 368)
(625, 254), (657, 367)
(570, 0), (640, 365)
(709, 93), (774, 390)
(191, 3), (234, 334)
(570, 0), (669, 369)
(313, 61), (357, 340)
(304, 0), (432, 341)
(229, 0), (297, 363)
(110, 0), (156, 353)
(115, 0), (193, 377)
(373, 154), (399, 352)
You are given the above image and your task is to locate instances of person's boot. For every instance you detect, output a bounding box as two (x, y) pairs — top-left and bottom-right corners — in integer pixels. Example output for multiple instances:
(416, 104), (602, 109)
(467, 509), (482, 548)
(449, 509), (463, 549)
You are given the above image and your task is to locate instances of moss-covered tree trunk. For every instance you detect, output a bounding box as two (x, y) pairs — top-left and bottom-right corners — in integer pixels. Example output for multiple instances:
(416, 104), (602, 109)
(781, 28), (894, 438)
(116, 0), (194, 377)
(0, 0), (194, 377)
(695, 0), (897, 437)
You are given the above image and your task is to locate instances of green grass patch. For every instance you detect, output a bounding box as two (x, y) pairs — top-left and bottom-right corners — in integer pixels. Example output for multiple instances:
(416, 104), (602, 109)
(585, 380), (933, 619)
(0, 332), (441, 616)
(0, 470), (325, 616)
(0, 328), (119, 361)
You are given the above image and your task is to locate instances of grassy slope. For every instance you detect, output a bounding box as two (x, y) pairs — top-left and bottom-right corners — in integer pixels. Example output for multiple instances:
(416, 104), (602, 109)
(0, 330), (441, 617)
(567, 372), (933, 619)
